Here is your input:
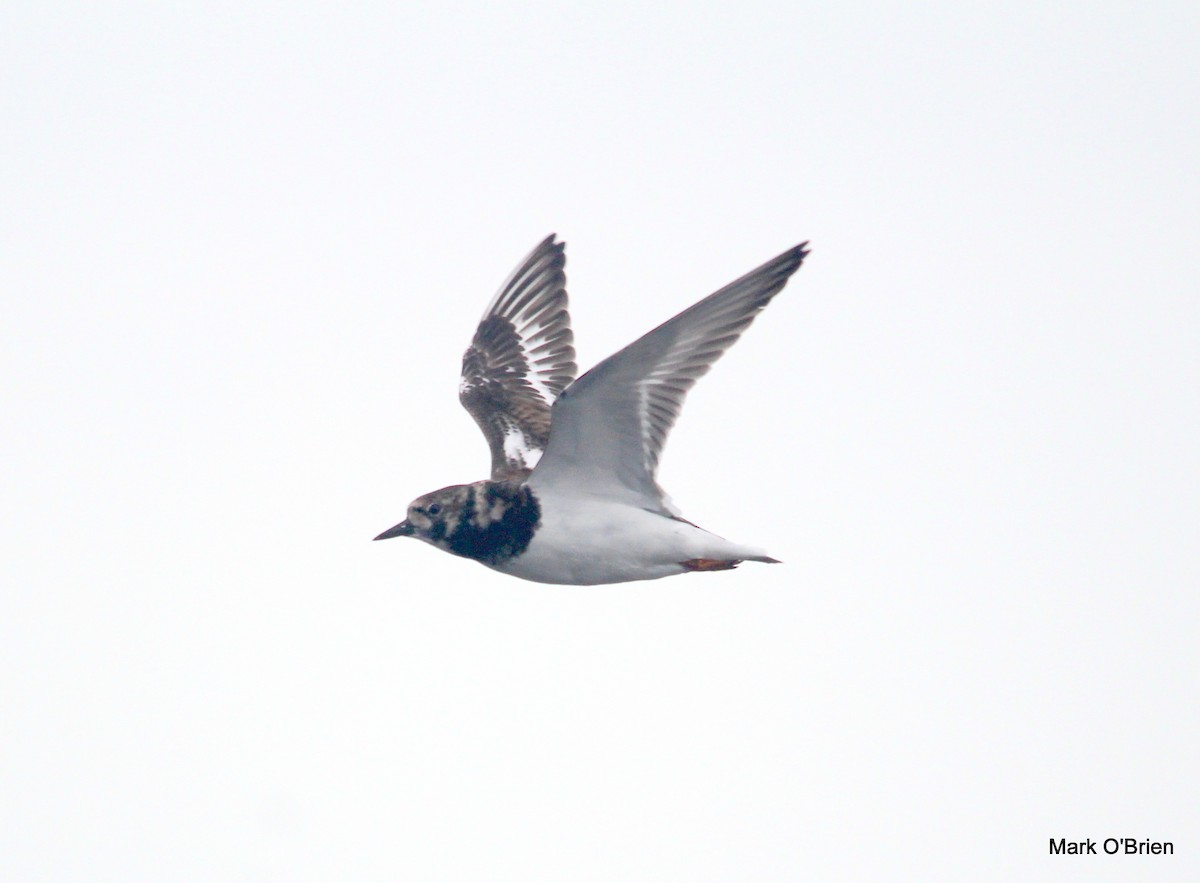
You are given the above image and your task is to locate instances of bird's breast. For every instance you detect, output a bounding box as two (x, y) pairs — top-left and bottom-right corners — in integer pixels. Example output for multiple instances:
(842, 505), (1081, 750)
(442, 480), (540, 566)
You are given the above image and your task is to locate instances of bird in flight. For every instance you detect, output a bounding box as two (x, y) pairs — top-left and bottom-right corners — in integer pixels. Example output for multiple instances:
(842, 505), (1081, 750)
(375, 235), (810, 585)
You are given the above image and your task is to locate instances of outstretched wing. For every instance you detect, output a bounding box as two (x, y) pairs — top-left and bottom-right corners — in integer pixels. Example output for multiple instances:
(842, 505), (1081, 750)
(529, 242), (809, 509)
(460, 234), (577, 480)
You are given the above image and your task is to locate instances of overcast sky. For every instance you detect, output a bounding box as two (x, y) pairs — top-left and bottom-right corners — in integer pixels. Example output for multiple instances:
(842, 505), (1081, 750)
(2, 2), (1197, 880)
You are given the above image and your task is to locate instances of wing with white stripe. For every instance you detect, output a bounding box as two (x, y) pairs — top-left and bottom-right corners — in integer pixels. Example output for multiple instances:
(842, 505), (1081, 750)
(460, 235), (577, 480)
(530, 242), (809, 508)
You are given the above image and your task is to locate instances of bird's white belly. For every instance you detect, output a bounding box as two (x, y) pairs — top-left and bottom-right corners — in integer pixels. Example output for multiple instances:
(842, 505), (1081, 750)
(490, 494), (751, 585)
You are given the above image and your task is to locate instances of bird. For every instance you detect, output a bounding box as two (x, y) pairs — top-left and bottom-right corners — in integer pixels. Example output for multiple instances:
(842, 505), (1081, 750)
(374, 235), (810, 585)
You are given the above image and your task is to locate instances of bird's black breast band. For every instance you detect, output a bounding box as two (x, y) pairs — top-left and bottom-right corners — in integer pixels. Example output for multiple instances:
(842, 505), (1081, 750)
(445, 481), (540, 565)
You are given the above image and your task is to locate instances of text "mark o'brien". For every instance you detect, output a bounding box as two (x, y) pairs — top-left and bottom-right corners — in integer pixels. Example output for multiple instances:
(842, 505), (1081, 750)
(1050, 838), (1174, 855)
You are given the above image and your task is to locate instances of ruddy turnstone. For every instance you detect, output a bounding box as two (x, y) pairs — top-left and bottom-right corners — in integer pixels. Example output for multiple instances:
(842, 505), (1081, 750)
(375, 235), (810, 584)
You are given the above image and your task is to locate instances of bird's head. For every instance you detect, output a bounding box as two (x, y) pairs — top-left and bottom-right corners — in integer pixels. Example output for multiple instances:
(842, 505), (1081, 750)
(373, 484), (473, 550)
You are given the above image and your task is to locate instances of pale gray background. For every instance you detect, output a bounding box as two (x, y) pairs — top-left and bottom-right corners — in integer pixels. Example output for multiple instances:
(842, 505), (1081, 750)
(2, 2), (1196, 880)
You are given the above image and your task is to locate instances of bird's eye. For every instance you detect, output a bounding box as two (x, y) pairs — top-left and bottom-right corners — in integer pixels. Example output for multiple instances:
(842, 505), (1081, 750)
(428, 504), (441, 516)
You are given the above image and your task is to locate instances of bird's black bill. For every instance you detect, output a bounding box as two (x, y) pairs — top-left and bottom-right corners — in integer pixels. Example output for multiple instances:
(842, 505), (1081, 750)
(374, 520), (414, 540)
